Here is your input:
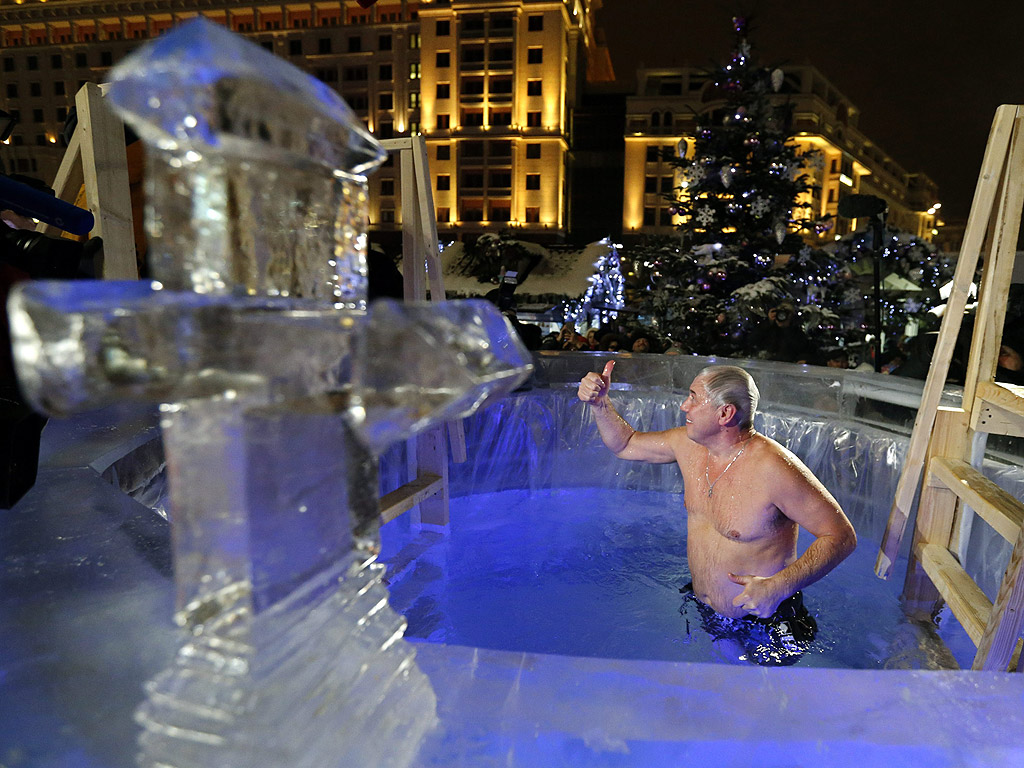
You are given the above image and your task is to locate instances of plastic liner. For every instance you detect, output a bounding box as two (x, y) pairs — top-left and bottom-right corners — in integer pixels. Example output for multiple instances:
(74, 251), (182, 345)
(380, 352), (1022, 596)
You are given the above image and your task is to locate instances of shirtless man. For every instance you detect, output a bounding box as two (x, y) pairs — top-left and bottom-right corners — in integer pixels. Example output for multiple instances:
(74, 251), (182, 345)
(578, 361), (856, 660)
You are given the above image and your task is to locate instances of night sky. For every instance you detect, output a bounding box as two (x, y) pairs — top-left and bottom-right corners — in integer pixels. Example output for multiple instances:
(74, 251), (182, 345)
(598, 1), (1024, 221)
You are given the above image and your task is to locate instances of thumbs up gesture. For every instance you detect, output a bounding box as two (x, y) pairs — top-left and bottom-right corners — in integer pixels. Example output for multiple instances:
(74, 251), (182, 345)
(577, 360), (615, 403)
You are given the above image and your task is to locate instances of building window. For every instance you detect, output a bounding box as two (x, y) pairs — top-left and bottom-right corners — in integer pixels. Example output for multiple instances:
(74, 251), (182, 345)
(30, 82), (41, 97)
(490, 204), (511, 222)
(409, 62), (421, 80)
(461, 171), (484, 188)
(56, 106), (67, 122)
(436, 83), (450, 99)
(436, 20), (450, 36)
(99, 51), (112, 67)
(461, 201), (484, 222)
(436, 145), (450, 161)
(409, 33), (421, 49)
(318, 38), (332, 54)
(525, 206), (540, 223)
(526, 112), (541, 127)
(348, 94), (368, 110)
(436, 113), (450, 129)
(54, 81), (65, 96)
(664, 111), (673, 128)
(646, 145), (660, 162)
(462, 110), (484, 127)
(379, 93), (393, 110)
(2, 58), (14, 72)
(490, 77), (513, 96)
(489, 171), (511, 189)
(261, 41), (274, 52)
(527, 47), (542, 64)
(316, 68), (338, 83)
(5, 84), (16, 98)
(343, 66), (368, 81)
(51, 54), (63, 69)
(437, 207), (450, 223)
(643, 207), (656, 226)
(409, 92), (420, 108)
(490, 140), (511, 158)
(348, 36), (362, 53)
(436, 51), (450, 68)
(526, 174), (540, 190)
(32, 108), (44, 123)
(436, 174), (450, 190)
(651, 111), (661, 128)
(659, 208), (673, 226)
(75, 53), (87, 67)
(527, 80), (542, 96)
(377, 120), (393, 139)
(527, 15), (543, 31)
(645, 176), (657, 193)
(380, 179), (395, 196)
(461, 77), (484, 96)
(661, 176), (674, 194)
(28, 55), (39, 71)
(490, 110), (511, 126)
(461, 140), (484, 158)
(378, 34), (391, 51)
(379, 64), (392, 79)
(525, 143), (541, 159)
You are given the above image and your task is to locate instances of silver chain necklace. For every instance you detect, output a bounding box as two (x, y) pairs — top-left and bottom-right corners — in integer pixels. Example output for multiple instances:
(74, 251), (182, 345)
(704, 441), (749, 498)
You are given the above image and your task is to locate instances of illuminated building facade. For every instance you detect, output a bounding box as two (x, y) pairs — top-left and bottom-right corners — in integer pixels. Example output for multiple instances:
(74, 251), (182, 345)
(0, 0), (608, 242)
(623, 66), (942, 244)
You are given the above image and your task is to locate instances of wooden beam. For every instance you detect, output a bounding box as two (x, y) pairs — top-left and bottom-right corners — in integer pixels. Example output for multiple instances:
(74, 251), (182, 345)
(974, 521), (1024, 670)
(918, 543), (991, 646)
(876, 106), (1017, 579)
(929, 458), (1024, 543)
(378, 473), (443, 524)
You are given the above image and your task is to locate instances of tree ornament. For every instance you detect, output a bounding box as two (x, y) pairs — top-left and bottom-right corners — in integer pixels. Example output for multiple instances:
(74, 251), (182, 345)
(720, 165), (735, 188)
(750, 197), (771, 218)
(774, 220), (787, 244)
(676, 138), (688, 158)
(733, 16), (746, 34)
(744, 133), (761, 148)
(696, 206), (716, 227)
(771, 68), (784, 92)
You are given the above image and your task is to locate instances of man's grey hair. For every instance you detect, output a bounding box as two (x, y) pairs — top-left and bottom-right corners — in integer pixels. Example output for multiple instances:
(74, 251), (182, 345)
(698, 365), (759, 430)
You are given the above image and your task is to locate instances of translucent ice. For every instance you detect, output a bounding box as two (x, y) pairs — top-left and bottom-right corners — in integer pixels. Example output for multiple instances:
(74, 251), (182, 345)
(107, 17), (384, 305)
(8, 17), (534, 768)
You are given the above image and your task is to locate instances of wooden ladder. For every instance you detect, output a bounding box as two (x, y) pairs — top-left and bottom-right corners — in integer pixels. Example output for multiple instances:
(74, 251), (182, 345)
(876, 104), (1024, 671)
(41, 82), (139, 280)
(377, 136), (466, 527)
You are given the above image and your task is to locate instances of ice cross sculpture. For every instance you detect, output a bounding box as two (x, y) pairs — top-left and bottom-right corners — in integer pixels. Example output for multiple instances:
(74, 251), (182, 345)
(7, 19), (531, 768)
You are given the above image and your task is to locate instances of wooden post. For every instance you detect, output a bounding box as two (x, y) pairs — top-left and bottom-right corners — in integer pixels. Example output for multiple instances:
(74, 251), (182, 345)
(41, 83), (138, 280)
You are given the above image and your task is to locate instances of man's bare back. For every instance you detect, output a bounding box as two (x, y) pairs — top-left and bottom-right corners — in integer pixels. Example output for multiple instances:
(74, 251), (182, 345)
(578, 361), (856, 619)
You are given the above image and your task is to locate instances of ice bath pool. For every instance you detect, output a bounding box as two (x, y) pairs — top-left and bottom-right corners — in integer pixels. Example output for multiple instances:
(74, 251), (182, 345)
(382, 487), (971, 669)
(8, 353), (1024, 766)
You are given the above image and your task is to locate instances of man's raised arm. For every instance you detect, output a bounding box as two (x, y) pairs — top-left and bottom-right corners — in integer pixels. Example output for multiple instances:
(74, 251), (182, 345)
(577, 360), (677, 464)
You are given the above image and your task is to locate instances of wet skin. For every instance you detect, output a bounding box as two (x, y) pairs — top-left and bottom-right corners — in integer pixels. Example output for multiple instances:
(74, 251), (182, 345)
(578, 361), (856, 619)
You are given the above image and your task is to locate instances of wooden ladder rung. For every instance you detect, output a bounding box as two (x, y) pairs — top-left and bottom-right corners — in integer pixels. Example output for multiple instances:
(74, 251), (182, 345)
(975, 381), (1024, 437)
(918, 543), (992, 646)
(929, 457), (1024, 543)
(378, 473), (443, 524)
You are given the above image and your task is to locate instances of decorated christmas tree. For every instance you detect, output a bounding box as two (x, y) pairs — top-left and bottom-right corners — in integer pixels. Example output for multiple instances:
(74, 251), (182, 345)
(668, 16), (820, 261)
(562, 239), (627, 331)
(637, 16), (821, 353)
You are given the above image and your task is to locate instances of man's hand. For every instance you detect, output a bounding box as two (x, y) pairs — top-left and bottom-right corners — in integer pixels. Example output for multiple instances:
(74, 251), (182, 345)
(578, 360), (614, 403)
(728, 572), (789, 618)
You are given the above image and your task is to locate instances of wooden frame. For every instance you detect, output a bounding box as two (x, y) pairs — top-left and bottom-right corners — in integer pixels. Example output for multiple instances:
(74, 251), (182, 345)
(41, 82), (138, 280)
(876, 105), (1024, 671)
(377, 136), (466, 527)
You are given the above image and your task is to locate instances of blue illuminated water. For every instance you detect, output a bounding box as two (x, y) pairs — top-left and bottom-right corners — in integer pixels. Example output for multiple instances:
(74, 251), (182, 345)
(381, 488), (976, 670)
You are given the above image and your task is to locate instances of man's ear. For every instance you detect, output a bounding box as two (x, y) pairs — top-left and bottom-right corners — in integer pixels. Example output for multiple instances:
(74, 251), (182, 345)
(718, 403), (738, 426)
